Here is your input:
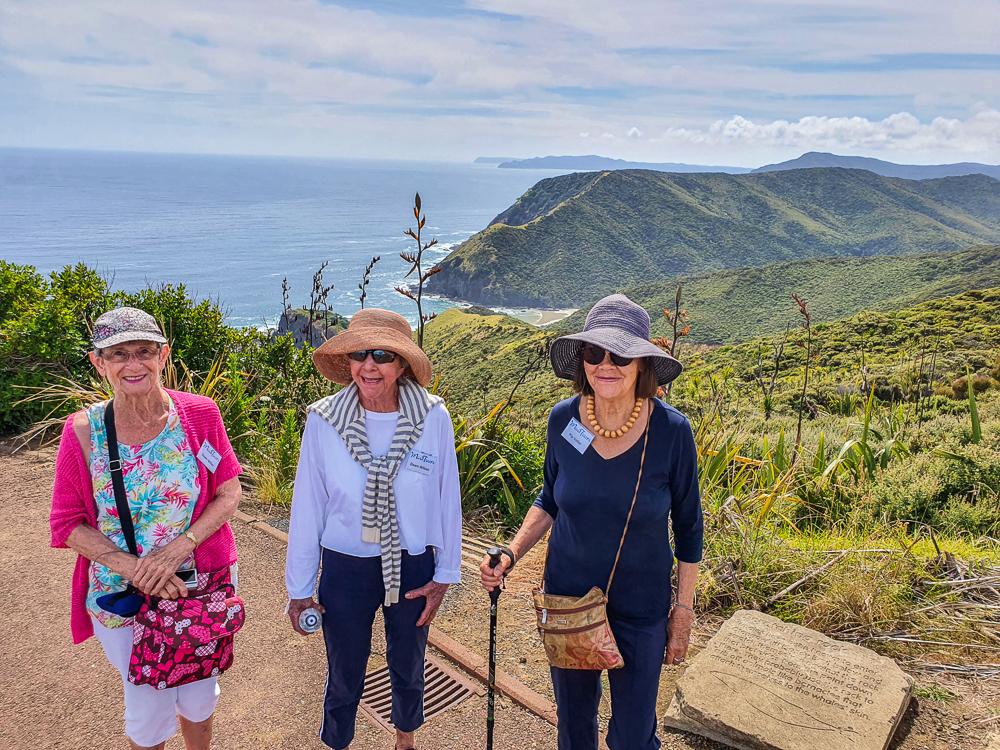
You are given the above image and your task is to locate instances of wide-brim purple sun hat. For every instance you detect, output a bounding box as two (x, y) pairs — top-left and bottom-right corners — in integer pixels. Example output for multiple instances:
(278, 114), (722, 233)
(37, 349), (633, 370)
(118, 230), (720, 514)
(550, 294), (682, 386)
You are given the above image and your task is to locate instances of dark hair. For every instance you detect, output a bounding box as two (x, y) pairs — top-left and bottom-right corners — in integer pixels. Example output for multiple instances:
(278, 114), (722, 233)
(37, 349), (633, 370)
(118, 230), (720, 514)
(572, 354), (659, 398)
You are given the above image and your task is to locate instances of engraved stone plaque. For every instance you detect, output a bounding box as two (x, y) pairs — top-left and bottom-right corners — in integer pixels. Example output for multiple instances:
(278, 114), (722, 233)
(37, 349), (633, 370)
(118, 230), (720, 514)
(663, 609), (913, 750)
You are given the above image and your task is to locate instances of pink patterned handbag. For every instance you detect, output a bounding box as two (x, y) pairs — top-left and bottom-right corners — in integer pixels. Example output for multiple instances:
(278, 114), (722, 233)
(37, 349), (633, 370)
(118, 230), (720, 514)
(102, 401), (246, 690)
(128, 567), (245, 690)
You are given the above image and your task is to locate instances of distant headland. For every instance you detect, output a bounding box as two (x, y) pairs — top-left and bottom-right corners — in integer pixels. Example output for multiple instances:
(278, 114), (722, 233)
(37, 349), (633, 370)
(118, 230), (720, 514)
(477, 151), (1000, 180)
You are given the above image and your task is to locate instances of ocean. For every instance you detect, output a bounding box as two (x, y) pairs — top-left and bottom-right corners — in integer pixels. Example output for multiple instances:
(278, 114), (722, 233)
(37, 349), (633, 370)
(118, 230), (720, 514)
(0, 148), (558, 327)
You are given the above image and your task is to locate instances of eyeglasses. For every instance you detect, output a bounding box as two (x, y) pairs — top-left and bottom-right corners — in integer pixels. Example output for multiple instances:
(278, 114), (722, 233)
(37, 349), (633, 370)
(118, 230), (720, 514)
(100, 345), (161, 364)
(581, 344), (633, 367)
(348, 349), (398, 365)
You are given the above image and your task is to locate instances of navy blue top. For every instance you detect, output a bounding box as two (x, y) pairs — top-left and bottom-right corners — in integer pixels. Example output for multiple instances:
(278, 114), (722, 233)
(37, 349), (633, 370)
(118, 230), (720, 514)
(534, 396), (703, 623)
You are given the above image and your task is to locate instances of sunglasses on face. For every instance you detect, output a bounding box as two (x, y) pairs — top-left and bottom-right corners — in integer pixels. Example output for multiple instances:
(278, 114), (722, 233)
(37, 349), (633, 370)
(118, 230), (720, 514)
(101, 345), (161, 364)
(581, 344), (633, 367)
(348, 349), (399, 365)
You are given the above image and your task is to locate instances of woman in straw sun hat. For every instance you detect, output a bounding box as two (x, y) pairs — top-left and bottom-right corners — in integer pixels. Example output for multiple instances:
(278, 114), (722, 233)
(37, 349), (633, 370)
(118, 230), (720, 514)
(285, 308), (462, 750)
(480, 293), (704, 750)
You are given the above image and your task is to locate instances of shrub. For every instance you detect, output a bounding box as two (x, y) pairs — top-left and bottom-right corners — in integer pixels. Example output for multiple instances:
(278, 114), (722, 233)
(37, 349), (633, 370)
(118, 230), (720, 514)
(0, 264), (110, 431)
(868, 443), (1000, 533)
(867, 453), (946, 527)
(488, 423), (544, 524)
(950, 373), (995, 398)
(248, 408), (302, 507)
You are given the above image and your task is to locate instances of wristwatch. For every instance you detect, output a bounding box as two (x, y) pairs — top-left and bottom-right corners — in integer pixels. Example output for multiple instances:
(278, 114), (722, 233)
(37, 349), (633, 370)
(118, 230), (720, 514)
(183, 530), (198, 547)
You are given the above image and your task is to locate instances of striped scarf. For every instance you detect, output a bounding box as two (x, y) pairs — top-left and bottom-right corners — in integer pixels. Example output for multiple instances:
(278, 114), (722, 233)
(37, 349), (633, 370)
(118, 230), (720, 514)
(309, 378), (442, 605)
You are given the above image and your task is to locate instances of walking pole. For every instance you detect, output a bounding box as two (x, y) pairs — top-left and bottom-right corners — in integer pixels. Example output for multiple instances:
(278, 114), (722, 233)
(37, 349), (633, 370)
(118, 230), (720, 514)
(485, 547), (503, 750)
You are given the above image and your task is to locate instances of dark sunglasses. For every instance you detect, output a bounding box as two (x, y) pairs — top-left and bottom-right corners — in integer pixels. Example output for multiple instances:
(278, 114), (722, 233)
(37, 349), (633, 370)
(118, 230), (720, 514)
(581, 344), (633, 367)
(348, 349), (398, 365)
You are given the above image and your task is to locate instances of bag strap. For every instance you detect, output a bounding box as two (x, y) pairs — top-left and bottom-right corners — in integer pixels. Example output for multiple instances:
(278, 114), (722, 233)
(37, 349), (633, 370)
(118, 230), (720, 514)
(604, 412), (651, 593)
(538, 400), (652, 598)
(104, 400), (139, 557)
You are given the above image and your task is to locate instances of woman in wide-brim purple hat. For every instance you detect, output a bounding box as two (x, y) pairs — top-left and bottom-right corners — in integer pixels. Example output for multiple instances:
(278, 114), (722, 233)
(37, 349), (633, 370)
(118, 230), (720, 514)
(480, 294), (704, 750)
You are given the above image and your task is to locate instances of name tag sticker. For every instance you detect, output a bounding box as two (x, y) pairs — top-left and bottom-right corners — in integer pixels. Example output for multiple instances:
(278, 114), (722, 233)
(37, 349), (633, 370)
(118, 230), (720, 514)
(197, 440), (222, 473)
(562, 418), (595, 454)
(406, 450), (436, 476)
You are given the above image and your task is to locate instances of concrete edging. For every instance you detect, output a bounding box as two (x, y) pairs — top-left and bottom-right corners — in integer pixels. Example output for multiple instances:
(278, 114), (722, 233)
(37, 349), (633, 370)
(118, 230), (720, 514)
(233, 509), (558, 727)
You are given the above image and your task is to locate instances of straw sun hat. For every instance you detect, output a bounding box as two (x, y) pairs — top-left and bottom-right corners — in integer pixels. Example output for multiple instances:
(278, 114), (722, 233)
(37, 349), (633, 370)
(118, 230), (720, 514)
(549, 294), (682, 386)
(312, 308), (432, 387)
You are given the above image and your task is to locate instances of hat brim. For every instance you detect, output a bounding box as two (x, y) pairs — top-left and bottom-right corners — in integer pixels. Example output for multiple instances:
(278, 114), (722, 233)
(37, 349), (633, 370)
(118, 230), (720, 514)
(549, 327), (682, 386)
(312, 328), (432, 387)
(93, 331), (168, 349)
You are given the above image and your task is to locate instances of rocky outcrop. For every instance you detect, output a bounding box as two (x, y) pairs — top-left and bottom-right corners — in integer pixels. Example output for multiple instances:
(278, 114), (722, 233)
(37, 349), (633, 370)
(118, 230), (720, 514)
(275, 308), (347, 348)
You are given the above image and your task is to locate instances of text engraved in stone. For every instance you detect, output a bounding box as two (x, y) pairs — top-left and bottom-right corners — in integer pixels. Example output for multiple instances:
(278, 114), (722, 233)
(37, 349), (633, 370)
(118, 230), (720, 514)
(706, 618), (881, 726)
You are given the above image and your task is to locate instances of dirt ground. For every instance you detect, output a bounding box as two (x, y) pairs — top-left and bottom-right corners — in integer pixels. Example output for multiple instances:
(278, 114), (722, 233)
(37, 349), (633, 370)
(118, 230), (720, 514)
(2, 445), (554, 749)
(428, 542), (1000, 750)
(4, 441), (998, 750)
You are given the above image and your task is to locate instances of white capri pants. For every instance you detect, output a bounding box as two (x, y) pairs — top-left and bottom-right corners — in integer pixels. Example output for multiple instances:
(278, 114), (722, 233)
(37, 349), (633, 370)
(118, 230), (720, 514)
(93, 621), (220, 747)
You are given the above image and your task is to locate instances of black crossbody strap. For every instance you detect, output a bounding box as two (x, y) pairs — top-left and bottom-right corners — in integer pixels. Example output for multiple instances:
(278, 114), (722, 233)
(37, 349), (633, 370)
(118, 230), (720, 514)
(104, 400), (139, 557)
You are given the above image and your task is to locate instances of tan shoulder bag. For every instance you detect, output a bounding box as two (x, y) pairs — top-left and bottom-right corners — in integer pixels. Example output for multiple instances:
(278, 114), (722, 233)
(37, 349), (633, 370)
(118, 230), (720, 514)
(532, 416), (651, 670)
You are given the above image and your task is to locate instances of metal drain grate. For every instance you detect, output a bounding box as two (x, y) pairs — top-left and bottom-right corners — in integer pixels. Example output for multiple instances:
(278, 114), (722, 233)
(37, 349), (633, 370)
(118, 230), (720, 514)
(360, 654), (485, 732)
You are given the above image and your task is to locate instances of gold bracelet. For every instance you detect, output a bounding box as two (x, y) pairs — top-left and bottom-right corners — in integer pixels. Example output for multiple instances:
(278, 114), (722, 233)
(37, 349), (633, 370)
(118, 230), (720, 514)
(183, 530), (198, 547)
(672, 602), (696, 615)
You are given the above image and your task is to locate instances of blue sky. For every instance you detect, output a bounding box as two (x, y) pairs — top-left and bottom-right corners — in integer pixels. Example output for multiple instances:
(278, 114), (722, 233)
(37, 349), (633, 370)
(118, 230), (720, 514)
(0, 0), (997, 165)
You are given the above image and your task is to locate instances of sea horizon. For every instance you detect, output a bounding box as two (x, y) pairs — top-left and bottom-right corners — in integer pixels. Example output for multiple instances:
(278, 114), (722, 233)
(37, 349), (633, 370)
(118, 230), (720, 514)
(0, 147), (572, 329)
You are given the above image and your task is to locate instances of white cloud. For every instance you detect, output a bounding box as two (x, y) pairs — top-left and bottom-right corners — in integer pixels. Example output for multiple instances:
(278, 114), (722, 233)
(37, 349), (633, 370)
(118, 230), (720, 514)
(0, 0), (998, 160)
(660, 110), (1000, 156)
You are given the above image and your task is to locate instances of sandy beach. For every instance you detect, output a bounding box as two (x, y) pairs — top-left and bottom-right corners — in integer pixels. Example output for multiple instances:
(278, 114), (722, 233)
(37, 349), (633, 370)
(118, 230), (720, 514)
(503, 307), (577, 327)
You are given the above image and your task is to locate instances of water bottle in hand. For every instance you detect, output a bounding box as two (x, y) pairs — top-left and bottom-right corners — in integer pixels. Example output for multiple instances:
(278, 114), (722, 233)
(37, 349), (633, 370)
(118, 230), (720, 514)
(298, 607), (322, 634)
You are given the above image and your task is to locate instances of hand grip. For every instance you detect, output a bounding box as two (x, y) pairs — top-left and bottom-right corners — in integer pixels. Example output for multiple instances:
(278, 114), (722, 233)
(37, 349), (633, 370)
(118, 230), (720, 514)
(486, 546), (504, 599)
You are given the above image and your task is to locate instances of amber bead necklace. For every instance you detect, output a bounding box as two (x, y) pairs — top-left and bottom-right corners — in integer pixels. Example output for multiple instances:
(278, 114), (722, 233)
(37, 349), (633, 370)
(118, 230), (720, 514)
(586, 395), (644, 439)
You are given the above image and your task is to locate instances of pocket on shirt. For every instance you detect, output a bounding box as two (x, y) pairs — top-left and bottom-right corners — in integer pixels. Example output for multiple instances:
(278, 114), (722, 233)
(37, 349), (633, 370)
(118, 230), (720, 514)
(397, 465), (432, 488)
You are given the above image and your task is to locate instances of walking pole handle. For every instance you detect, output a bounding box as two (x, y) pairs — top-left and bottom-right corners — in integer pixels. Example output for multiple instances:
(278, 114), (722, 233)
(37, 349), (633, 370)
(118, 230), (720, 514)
(486, 546), (504, 602)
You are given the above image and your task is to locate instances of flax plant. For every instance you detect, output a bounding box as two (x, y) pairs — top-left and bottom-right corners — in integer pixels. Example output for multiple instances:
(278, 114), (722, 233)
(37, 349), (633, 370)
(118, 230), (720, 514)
(396, 193), (442, 347)
(452, 401), (529, 523)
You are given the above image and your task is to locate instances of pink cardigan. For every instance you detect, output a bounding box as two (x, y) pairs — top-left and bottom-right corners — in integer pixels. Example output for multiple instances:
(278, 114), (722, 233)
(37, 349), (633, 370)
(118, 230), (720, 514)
(50, 389), (242, 644)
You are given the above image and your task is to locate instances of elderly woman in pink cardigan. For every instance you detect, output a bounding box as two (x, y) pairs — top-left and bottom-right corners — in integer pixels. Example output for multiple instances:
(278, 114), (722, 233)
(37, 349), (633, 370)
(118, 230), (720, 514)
(49, 307), (242, 750)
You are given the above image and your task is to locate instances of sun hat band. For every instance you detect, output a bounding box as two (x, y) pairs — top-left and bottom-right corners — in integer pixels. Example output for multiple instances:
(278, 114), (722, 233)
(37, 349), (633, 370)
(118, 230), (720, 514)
(549, 294), (682, 386)
(312, 308), (433, 387)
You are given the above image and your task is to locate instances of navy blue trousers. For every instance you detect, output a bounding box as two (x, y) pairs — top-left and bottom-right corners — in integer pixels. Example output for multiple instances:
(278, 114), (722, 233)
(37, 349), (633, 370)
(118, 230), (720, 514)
(316, 547), (434, 749)
(551, 614), (668, 750)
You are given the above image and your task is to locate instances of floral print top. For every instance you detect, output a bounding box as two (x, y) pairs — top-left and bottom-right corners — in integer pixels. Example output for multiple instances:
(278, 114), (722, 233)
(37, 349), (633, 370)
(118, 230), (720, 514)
(86, 397), (200, 627)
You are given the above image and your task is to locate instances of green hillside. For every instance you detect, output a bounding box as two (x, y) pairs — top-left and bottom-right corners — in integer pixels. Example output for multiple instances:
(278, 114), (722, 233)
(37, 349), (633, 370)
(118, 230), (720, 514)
(427, 168), (1000, 307)
(424, 307), (570, 423)
(427, 288), (1000, 424)
(685, 287), (1000, 398)
(557, 244), (1000, 344)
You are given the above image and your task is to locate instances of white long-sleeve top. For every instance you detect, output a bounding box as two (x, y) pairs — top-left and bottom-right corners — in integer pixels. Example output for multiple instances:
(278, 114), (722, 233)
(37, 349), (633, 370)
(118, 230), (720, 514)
(285, 403), (463, 600)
